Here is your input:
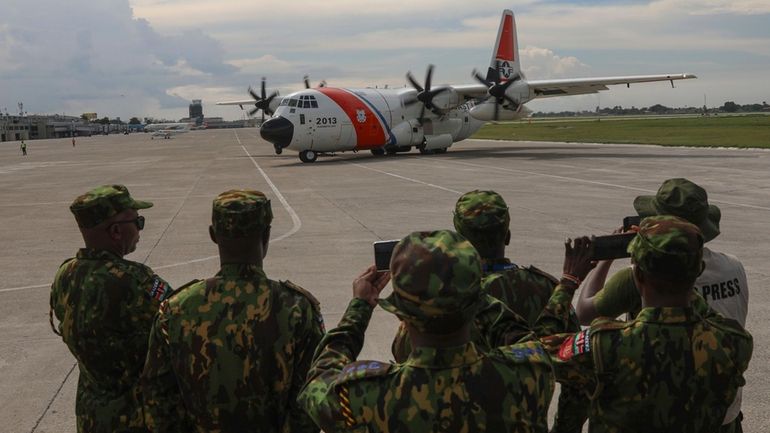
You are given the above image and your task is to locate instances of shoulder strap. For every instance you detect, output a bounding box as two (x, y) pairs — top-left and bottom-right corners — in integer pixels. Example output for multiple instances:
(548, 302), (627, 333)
(281, 279), (321, 307)
(335, 360), (393, 386)
(526, 265), (559, 285)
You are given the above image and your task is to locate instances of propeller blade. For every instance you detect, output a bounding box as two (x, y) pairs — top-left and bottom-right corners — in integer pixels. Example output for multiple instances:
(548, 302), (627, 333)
(319, 80), (327, 88)
(261, 77), (267, 100)
(261, 110), (265, 124)
(248, 87), (260, 101)
(304, 75), (310, 89)
(406, 71), (423, 93)
(472, 70), (490, 87)
(493, 99), (500, 121)
(425, 64), (434, 92)
(248, 107), (260, 117)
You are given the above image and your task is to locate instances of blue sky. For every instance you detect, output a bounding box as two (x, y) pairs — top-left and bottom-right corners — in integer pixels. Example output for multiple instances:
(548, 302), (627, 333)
(1, 0), (768, 120)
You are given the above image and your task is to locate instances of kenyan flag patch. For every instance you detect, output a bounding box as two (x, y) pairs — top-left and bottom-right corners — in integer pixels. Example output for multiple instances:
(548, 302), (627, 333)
(558, 329), (591, 361)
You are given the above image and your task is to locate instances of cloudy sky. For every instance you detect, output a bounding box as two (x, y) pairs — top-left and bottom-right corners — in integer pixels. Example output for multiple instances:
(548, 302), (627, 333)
(1, 0), (769, 121)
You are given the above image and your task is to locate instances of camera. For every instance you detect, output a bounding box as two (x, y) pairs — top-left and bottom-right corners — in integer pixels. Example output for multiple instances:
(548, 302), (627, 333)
(623, 215), (642, 231)
(373, 240), (400, 272)
(590, 233), (637, 261)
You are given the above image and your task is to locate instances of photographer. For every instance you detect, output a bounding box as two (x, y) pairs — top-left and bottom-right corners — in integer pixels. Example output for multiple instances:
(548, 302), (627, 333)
(544, 216), (752, 432)
(575, 178), (749, 430)
(299, 230), (555, 433)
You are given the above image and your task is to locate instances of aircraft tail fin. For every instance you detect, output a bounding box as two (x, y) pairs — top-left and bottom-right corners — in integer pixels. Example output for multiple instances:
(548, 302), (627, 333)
(487, 9), (521, 83)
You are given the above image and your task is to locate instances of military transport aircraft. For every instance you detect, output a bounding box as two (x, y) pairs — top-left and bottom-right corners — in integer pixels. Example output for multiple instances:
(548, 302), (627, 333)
(218, 10), (696, 163)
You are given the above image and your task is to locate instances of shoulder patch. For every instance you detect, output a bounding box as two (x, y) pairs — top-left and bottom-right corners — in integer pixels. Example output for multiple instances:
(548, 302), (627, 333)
(526, 265), (559, 285)
(335, 360), (393, 385)
(505, 341), (550, 364)
(147, 275), (173, 302)
(557, 329), (592, 361)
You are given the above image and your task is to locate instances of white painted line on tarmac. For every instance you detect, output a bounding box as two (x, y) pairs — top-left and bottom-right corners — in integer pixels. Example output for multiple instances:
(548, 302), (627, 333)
(446, 159), (770, 212)
(236, 131), (301, 242)
(0, 133), (303, 294)
(350, 163), (462, 195)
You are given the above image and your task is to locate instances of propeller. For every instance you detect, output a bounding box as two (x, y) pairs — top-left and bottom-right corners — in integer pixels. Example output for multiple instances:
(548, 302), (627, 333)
(472, 67), (522, 121)
(248, 77), (280, 123)
(303, 75), (327, 89)
(404, 64), (450, 122)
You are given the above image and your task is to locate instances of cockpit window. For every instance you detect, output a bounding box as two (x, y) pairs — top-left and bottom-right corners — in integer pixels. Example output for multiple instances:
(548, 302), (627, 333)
(279, 98), (289, 106)
(288, 99), (297, 107)
(310, 100), (318, 108)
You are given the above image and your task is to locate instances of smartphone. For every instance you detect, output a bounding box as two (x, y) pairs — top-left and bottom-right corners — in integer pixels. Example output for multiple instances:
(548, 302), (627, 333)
(373, 240), (400, 272)
(623, 215), (642, 231)
(591, 233), (636, 261)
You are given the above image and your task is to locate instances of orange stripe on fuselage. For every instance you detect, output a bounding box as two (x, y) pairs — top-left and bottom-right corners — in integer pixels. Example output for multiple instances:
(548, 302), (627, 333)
(496, 14), (514, 62)
(317, 87), (386, 149)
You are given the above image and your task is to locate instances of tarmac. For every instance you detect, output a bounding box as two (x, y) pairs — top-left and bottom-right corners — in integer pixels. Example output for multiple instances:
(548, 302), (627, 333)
(1, 129), (768, 433)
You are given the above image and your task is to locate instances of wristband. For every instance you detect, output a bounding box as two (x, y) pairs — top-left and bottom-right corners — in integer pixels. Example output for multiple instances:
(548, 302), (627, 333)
(561, 273), (581, 286)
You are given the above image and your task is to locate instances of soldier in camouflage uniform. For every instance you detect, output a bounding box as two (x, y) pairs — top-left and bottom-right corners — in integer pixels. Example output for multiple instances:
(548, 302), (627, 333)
(541, 216), (753, 433)
(50, 184), (173, 433)
(390, 190), (587, 433)
(300, 230), (555, 433)
(141, 189), (324, 433)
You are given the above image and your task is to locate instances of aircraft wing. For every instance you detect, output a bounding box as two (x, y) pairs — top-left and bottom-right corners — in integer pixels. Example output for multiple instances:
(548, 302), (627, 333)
(216, 100), (254, 107)
(527, 73), (696, 99)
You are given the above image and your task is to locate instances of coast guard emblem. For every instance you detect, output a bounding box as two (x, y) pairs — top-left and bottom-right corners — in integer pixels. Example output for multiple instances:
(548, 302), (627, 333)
(356, 109), (366, 123)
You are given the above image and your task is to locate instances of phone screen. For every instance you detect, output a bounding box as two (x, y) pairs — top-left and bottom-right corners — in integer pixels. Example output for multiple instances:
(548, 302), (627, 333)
(373, 240), (400, 272)
(591, 233), (636, 261)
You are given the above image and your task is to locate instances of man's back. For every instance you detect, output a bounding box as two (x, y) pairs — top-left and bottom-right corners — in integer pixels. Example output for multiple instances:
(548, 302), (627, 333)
(50, 248), (169, 432)
(143, 264), (323, 433)
(304, 339), (553, 433)
(548, 307), (752, 433)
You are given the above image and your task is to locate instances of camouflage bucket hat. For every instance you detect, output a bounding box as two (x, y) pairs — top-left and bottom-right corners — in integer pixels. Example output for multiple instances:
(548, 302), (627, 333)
(70, 184), (153, 228)
(212, 189), (273, 238)
(453, 190), (510, 254)
(628, 215), (704, 282)
(378, 230), (484, 334)
(633, 178), (720, 242)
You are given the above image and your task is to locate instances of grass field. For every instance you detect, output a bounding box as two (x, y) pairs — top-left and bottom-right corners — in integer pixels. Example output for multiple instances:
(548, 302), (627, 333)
(472, 114), (770, 148)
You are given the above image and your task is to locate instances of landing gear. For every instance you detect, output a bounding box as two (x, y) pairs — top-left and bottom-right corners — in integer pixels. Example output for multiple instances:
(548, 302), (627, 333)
(274, 146), (283, 155)
(370, 148), (385, 156)
(299, 149), (318, 163)
(419, 148), (435, 155)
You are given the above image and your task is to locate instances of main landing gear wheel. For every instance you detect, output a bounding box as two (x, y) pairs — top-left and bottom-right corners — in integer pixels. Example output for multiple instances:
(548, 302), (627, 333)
(370, 148), (385, 156)
(299, 150), (317, 163)
(419, 148), (435, 155)
(274, 146), (282, 155)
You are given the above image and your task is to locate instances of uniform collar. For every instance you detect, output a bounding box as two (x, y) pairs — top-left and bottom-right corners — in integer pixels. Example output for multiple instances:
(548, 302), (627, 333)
(634, 307), (698, 324)
(217, 263), (267, 280)
(481, 257), (517, 273)
(76, 248), (123, 261)
(404, 342), (481, 369)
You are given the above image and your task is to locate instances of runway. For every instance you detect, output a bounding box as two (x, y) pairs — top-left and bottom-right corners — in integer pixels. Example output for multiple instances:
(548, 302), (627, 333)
(1, 129), (768, 432)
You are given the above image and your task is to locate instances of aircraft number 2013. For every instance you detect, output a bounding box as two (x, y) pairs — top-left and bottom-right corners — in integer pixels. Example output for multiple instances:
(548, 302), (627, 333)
(315, 117), (337, 126)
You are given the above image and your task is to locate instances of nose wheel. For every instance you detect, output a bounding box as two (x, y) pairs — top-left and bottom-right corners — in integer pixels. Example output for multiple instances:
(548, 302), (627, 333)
(299, 150), (317, 163)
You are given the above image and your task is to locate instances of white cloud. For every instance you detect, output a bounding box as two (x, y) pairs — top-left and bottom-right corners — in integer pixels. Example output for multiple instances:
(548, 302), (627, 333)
(520, 46), (589, 79)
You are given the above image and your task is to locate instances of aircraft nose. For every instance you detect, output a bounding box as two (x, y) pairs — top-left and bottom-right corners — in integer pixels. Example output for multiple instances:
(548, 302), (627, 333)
(260, 116), (293, 149)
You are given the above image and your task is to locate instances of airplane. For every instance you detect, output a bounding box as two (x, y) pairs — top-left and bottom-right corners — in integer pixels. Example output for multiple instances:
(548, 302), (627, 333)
(218, 9), (696, 163)
(145, 122), (192, 139)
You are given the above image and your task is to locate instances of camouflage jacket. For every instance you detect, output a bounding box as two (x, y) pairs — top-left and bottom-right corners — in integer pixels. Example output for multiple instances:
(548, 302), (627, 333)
(141, 263), (324, 433)
(300, 298), (554, 433)
(541, 299), (753, 432)
(50, 248), (172, 433)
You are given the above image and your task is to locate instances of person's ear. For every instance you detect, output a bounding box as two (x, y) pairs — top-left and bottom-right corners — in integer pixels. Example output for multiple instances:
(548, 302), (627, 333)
(208, 226), (218, 244)
(262, 226), (271, 257)
(107, 223), (121, 241)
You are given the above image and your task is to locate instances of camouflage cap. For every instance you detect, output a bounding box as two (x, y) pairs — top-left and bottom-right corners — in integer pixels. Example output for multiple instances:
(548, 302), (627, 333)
(378, 230), (484, 334)
(628, 215), (704, 282)
(70, 184), (153, 228)
(634, 178), (721, 242)
(211, 189), (272, 238)
(453, 190), (510, 232)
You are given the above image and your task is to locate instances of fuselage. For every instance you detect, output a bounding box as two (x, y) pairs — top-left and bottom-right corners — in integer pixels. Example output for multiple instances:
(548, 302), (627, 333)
(260, 87), (488, 154)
